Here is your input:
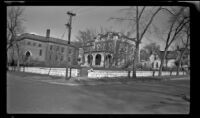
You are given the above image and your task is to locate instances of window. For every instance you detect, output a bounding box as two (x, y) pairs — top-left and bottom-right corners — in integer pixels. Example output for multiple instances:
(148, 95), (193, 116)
(78, 58), (81, 62)
(27, 42), (31, 45)
(61, 56), (63, 61)
(39, 49), (42, 56)
(87, 55), (93, 65)
(95, 54), (101, 65)
(68, 48), (72, 54)
(68, 57), (71, 62)
(33, 42), (36, 46)
(38, 44), (42, 47)
(25, 51), (31, 57)
(55, 55), (58, 61)
(57, 46), (59, 51)
(50, 45), (53, 50)
(61, 47), (64, 53)
(49, 55), (51, 60)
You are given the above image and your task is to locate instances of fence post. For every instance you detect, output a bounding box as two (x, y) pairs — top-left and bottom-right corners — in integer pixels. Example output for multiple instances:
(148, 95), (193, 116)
(152, 69), (155, 77)
(128, 70), (130, 78)
(170, 69), (172, 76)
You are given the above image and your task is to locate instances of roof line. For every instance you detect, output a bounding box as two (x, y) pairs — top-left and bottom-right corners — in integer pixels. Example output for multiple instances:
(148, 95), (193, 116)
(18, 33), (78, 49)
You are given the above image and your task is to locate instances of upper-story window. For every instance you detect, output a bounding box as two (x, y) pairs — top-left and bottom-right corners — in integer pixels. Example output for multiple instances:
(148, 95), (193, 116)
(55, 55), (58, 61)
(49, 54), (51, 60)
(68, 57), (71, 62)
(38, 44), (42, 47)
(57, 46), (59, 51)
(50, 45), (53, 50)
(61, 47), (64, 53)
(33, 42), (36, 46)
(39, 49), (42, 56)
(61, 56), (63, 61)
(68, 48), (72, 54)
(27, 42), (31, 45)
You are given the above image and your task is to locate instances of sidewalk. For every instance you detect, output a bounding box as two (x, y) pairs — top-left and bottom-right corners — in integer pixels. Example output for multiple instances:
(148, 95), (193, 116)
(41, 75), (190, 86)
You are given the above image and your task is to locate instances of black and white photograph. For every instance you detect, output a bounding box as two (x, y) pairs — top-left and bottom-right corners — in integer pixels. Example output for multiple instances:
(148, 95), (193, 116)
(5, 1), (196, 114)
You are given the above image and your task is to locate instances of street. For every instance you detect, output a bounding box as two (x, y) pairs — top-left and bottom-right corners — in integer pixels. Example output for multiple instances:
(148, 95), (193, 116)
(7, 71), (190, 114)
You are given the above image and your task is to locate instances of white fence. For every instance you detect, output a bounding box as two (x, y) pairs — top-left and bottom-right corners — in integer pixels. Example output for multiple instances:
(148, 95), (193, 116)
(19, 67), (78, 77)
(17, 67), (185, 78)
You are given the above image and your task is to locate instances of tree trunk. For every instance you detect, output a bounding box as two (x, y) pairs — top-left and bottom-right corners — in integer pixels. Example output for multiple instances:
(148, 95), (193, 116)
(176, 49), (185, 76)
(152, 69), (155, 77)
(17, 59), (20, 71)
(176, 60), (181, 76)
(132, 6), (139, 79)
(48, 67), (52, 75)
(132, 43), (139, 78)
(158, 50), (167, 76)
(65, 66), (69, 80)
(15, 42), (21, 71)
(128, 70), (130, 78)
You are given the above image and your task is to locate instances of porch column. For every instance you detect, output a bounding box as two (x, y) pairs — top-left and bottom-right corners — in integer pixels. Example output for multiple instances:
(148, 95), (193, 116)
(84, 54), (88, 66)
(92, 53), (96, 66)
(100, 53), (105, 67)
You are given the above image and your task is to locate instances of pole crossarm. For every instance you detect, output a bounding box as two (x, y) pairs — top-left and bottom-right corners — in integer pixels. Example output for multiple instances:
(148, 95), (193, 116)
(66, 11), (76, 44)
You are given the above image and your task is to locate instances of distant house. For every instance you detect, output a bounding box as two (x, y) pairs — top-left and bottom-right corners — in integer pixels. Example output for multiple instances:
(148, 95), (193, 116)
(149, 52), (161, 69)
(143, 50), (178, 69)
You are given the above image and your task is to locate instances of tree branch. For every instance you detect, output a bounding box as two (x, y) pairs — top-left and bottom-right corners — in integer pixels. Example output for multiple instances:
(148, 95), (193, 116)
(168, 19), (189, 47)
(109, 17), (135, 21)
(138, 6), (146, 20)
(139, 7), (162, 42)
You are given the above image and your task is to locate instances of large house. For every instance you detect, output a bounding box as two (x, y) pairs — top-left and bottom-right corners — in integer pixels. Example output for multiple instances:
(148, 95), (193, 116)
(7, 29), (79, 67)
(78, 32), (135, 68)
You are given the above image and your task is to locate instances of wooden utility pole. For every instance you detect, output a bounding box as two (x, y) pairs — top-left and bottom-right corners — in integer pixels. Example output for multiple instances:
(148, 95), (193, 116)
(65, 11), (76, 80)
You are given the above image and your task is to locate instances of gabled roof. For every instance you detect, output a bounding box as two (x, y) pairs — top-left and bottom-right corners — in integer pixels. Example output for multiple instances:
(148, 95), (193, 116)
(17, 33), (78, 49)
(159, 51), (178, 60)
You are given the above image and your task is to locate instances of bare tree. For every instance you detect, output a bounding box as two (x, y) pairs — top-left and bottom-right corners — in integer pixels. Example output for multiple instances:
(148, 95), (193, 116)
(157, 7), (190, 76)
(7, 6), (25, 71)
(142, 42), (160, 57)
(76, 28), (97, 45)
(110, 6), (163, 78)
(175, 25), (190, 75)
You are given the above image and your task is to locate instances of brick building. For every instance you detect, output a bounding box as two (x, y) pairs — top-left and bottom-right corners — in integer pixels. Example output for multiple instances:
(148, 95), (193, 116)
(7, 29), (79, 67)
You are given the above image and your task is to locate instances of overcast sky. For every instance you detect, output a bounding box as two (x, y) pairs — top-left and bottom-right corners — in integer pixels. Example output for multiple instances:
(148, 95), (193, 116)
(19, 6), (182, 50)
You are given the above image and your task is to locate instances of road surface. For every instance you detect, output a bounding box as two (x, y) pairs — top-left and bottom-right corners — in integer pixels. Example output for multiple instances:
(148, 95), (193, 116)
(7, 71), (190, 114)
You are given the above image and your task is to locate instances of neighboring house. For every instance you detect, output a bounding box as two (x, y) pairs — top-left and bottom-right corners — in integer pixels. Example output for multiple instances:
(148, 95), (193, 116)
(149, 52), (161, 69)
(79, 32), (135, 68)
(7, 29), (79, 67)
(147, 51), (178, 69)
(140, 47), (190, 70)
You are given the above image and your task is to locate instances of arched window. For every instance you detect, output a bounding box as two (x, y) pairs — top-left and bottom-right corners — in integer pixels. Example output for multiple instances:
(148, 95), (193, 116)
(87, 54), (93, 65)
(25, 51), (31, 57)
(95, 54), (101, 65)
(24, 51), (31, 62)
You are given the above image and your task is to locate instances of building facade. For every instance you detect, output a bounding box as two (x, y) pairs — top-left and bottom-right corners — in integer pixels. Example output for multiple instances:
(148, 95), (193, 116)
(78, 32), (135, 68)
(7, 29), (79, 67)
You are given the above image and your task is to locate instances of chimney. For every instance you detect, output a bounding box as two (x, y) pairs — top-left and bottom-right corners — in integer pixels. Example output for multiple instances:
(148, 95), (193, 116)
(46, 29), (50, 38)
